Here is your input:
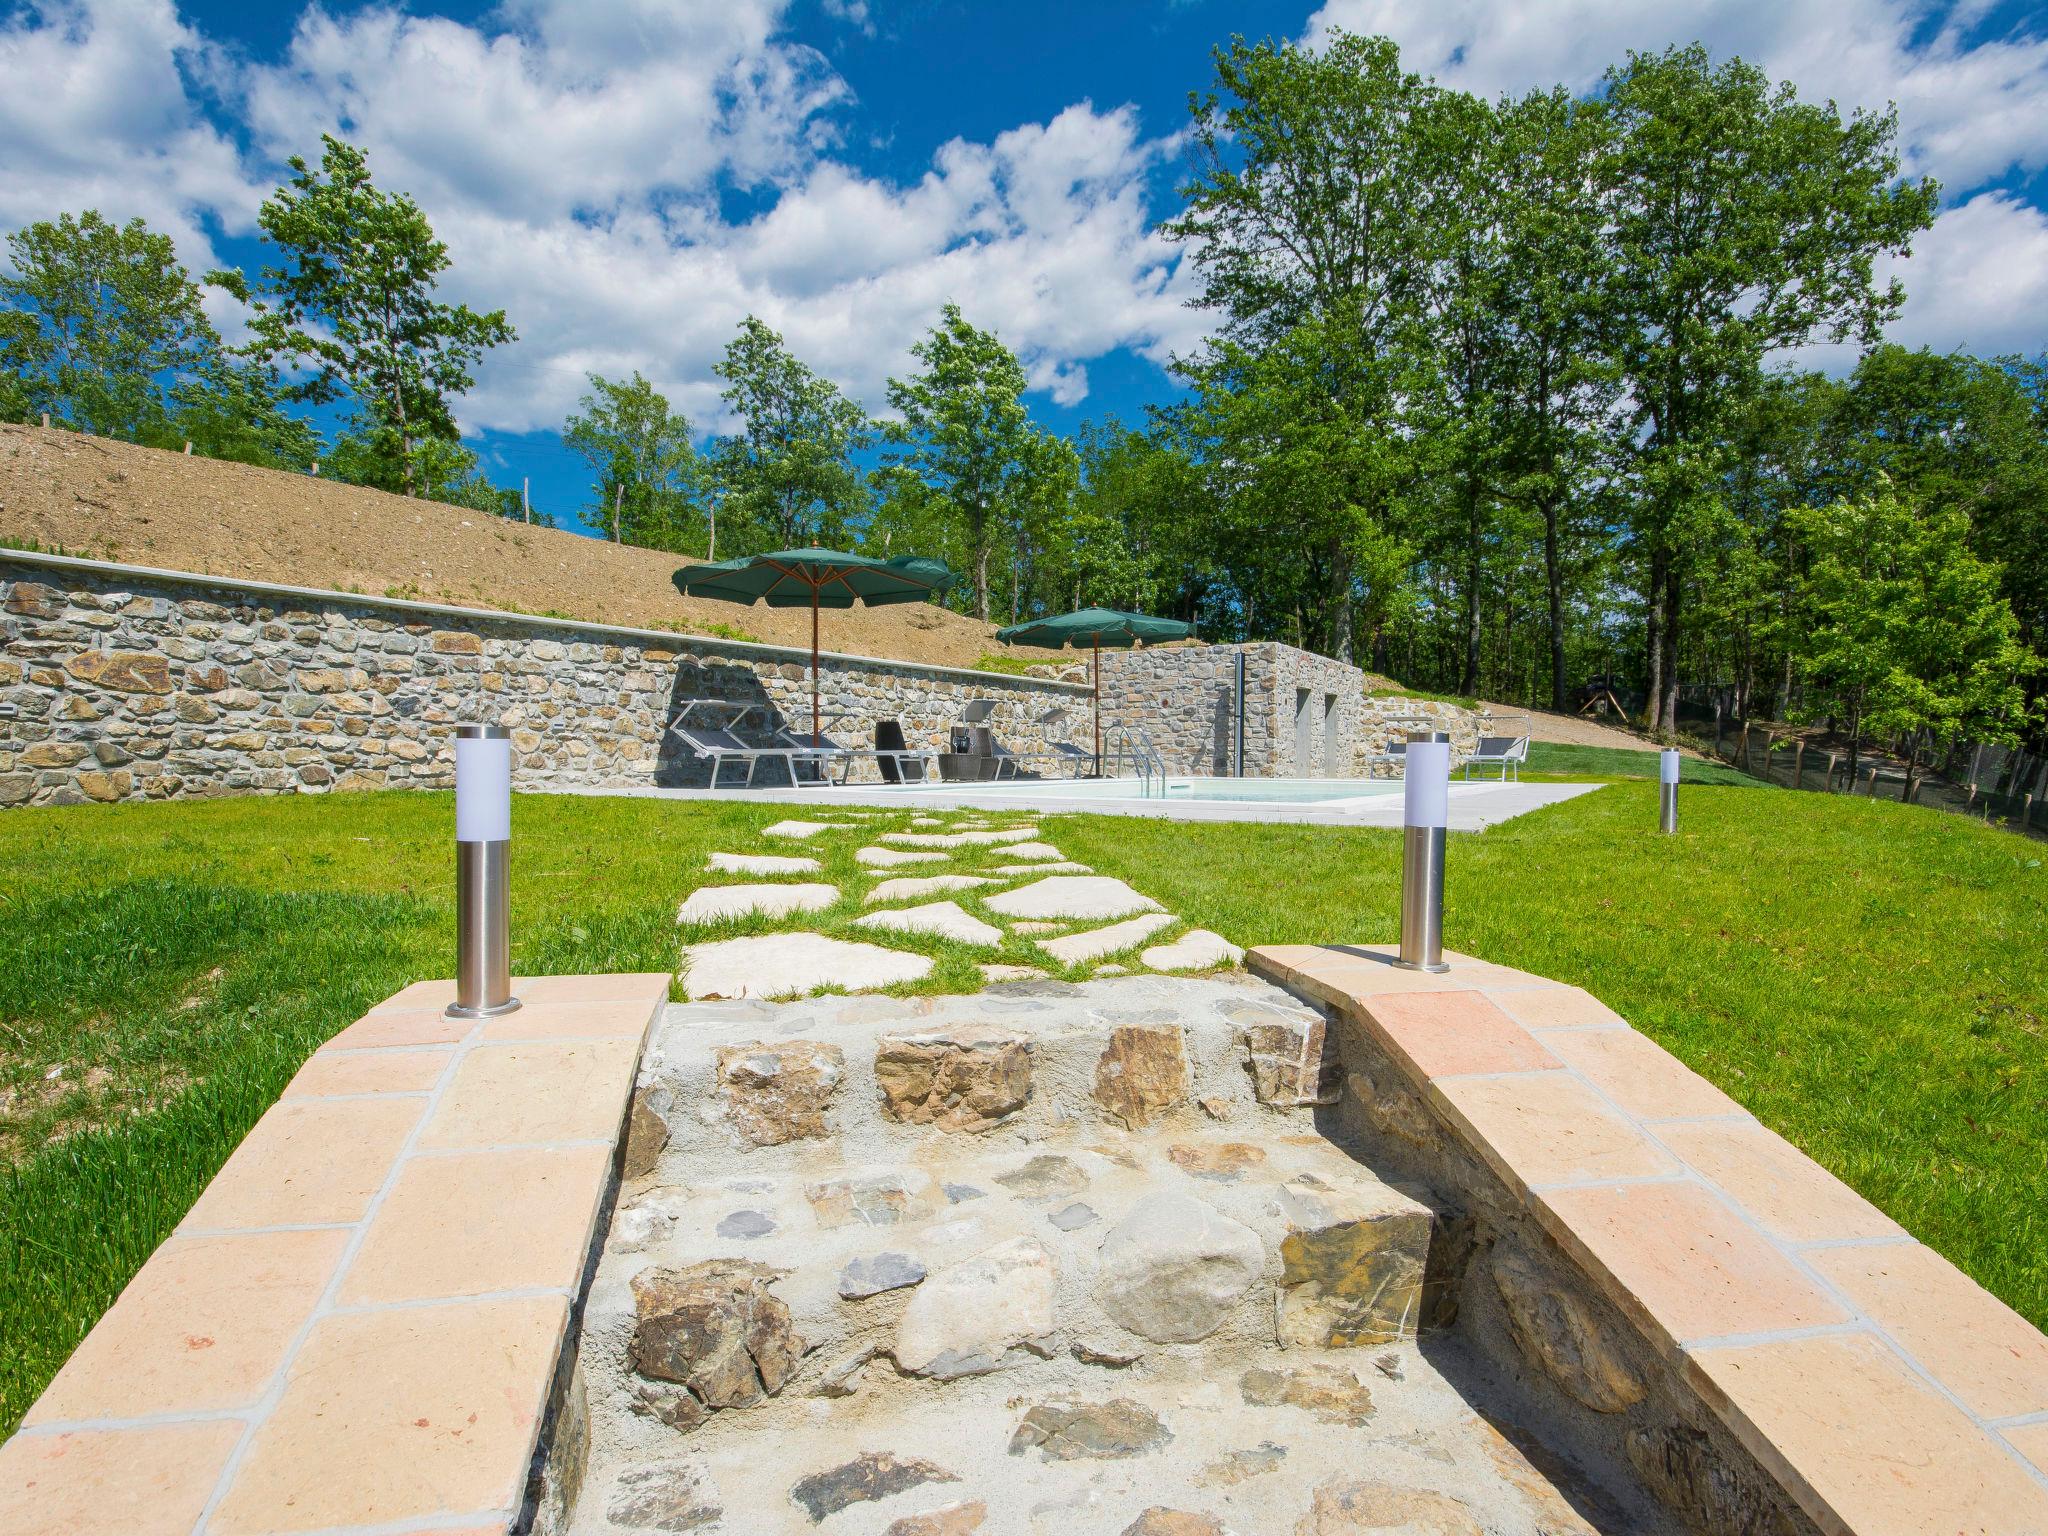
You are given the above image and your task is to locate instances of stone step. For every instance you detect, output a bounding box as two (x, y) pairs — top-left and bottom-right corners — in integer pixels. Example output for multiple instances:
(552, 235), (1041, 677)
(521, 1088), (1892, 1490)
(569, 1133), (1443, 1535)
(634, 975), (1343, 1168)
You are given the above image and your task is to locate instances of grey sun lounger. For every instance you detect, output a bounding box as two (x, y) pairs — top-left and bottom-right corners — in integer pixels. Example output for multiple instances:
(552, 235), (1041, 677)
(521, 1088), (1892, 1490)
(665, 700), (827, 787)
(774, 717), (940, 785)
(1463, 734), (1531, 781)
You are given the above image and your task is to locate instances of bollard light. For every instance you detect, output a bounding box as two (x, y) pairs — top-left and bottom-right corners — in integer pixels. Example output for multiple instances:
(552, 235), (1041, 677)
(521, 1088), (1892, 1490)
(449, 723), (520, 1018)
(1394, 731), (1451, 973)
(1659, 748), (1680, 835)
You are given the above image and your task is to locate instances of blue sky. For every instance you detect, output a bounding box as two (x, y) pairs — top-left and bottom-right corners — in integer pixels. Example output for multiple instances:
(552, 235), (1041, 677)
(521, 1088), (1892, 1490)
(4, 0), (2047, 537)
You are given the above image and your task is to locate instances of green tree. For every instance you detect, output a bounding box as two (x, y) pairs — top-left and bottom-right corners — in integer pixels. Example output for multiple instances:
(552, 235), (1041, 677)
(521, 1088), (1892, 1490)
(0, 212), (218, 439)
(221, 135), (515, 498)
(1165, 32), (1437, 662)
(168, 357), (324, 472)
(883, 303), (1067, 620)
(709, 316), (870, 555)
(564, 371), (703, 551)
(1594, 45), (1938, 734)
(1789, 488), (2037, 790)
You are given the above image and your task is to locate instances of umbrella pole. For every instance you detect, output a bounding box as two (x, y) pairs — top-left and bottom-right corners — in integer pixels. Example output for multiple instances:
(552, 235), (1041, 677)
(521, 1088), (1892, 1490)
(1093, 635), (1101, 777)
(811, 593), (821, 747)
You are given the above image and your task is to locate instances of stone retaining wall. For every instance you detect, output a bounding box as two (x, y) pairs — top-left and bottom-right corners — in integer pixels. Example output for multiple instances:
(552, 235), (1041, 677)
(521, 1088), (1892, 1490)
(1100, 644), (1489, 777)
(0, 553), (1089, 807)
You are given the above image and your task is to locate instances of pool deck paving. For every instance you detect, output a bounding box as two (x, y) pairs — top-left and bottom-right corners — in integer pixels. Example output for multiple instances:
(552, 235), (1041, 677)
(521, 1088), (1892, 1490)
(551, 776), (1603, 829)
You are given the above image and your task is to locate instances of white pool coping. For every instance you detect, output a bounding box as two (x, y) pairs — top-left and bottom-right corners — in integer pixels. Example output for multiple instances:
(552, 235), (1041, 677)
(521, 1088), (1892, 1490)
(540, 777), (1608, 830)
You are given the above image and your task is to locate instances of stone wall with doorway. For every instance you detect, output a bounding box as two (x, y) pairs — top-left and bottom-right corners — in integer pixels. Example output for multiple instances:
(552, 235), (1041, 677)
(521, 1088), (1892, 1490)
(1099, 641), (1376, 778)
(0, 552), (1088, 807)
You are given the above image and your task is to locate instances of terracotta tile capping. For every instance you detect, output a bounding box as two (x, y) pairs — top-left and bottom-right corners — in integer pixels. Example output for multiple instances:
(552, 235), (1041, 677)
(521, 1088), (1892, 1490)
(1, 972), (669, 1536)
(1246, 943), (2048, 1527)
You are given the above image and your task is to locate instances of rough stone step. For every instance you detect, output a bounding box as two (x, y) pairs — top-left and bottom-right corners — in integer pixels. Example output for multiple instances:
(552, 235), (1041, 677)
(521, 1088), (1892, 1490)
(635, 976), (1343, 1165)
(556, 1339), (1615, 1534)
(571, 1130), (1447, 1535)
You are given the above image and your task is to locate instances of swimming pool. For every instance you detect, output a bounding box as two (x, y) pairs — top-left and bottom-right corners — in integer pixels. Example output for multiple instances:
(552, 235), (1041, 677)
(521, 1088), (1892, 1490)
(913, 775), (1406, 807)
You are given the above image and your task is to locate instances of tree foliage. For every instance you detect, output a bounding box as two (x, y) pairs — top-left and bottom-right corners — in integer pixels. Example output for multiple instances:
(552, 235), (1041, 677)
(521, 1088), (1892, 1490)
(222, 135), (515, 498)
(710, 316), (870, 555)
(564, 372), (703, 552)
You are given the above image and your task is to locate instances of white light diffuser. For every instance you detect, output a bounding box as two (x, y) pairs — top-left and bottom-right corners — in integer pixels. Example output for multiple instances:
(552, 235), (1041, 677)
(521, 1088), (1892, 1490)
(455, 734), (512, 842)
(1660, 749), (1681, 786)
(1404, 740), (1451, 828)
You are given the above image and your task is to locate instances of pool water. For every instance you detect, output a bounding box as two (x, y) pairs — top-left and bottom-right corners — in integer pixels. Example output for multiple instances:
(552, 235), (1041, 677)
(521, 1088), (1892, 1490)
(925, 776), (1405, 806)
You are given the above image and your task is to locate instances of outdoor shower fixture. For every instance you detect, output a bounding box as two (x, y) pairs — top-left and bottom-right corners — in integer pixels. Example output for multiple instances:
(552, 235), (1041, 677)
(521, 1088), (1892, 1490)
(1660, 748), (1680, 835)
(448, 722), (520, 1018)
(1394, 731), (1451, 973)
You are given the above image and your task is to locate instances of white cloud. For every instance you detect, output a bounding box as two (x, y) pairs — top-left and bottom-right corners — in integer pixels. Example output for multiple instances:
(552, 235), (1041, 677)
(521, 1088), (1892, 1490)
(1878, 191), (2048, 356)
(0, 0), (1207, 436)
(1306, 0), (2048, 192)
(0, 0), (255, 271)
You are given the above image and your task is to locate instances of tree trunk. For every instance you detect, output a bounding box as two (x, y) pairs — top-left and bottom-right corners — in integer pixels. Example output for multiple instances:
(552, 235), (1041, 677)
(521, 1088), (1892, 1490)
(1659, 560), (1682, 737)
(1329, 540), (1355, 665)
(1645, 549), (1667, 732)
(1542, 498), (1567, 713)
(1460, 479), (1482, 694)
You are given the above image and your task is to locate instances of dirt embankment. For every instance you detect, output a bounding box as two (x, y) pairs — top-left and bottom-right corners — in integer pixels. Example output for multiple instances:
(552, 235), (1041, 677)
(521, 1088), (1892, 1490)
(0, 425), (1030, 670)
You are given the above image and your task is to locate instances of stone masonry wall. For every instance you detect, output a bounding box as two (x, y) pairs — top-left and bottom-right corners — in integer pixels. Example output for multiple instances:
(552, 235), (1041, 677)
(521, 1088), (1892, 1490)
(0, 553), (1088, 808)
(1099, 643), (1489, 777)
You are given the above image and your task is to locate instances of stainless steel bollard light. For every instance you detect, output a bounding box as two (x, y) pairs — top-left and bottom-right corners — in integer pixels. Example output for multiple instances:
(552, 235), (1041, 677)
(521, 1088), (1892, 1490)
(1394, 731), (1451, 973)
(1659, 748), (1680, 835)
(449, 723), (520, 1018)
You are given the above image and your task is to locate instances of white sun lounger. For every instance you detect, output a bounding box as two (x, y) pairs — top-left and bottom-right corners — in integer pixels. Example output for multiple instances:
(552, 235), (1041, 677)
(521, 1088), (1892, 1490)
(773, 717), (940, 786)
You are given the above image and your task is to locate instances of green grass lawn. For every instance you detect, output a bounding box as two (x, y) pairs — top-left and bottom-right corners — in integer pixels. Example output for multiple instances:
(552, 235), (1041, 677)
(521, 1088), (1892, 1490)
(1518, 740), (1763, 784)
(2, 780), (2043, 1433)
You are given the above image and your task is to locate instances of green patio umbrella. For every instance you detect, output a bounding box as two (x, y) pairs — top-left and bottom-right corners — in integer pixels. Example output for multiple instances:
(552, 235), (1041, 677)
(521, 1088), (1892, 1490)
(672, 548), (956, 745)
(994, 606), (1191, 771)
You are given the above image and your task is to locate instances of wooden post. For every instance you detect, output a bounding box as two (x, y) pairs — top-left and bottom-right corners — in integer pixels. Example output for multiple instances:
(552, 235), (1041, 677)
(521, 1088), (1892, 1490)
(1792, 739), (1805, 789)
(1825, 752), (1838, 791)
(612, 483), (623, 543)
(1763, 731), (1777, 778)
(39, 413), (49, 429)
(310, 460), (320, 477)
(1737, 723), (1750, 769)
(522, 477), (531, 524)
(182, 441), (192, 455)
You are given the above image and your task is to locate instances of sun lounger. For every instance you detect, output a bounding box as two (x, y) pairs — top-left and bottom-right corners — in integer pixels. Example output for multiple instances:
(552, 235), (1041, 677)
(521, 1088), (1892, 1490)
(780, 717), (940, 785)
(665, 700), (827, 787)
(1463, 734), (1530, 781)
(1364, 739), (1408, 779)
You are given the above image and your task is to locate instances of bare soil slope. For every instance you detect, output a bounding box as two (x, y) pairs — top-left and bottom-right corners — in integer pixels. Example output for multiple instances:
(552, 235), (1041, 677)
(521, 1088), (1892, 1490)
(0, 425), (1026, 669)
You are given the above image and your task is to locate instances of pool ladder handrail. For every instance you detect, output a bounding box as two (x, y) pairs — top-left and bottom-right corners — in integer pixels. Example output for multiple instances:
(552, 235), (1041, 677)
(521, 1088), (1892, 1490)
(1104, 724), (1168, 797)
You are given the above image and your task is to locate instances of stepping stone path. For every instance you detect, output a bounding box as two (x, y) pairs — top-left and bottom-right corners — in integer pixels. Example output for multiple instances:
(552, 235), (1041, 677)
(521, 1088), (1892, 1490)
(563, 976), (1626, 1535)
(707, 851), (821, 875)
(665, 808), (1235, 1001)
(986, 876), (1163, 922)
(676, 882), (838, 924)
(855, 901), (1005, 947)
(858, 846), (950, 867)
(865, 874), (1001, 904)
(682, 932), (932, 998)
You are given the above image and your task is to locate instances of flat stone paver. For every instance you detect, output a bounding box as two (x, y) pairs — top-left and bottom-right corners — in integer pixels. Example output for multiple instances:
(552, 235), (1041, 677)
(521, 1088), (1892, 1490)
(985, 875), (1163, 921)
(763, 819), (843, 839)
(990, 860), (1092, 874)
(683, 932), (933, 999)
(676, 882), (839, 924)
(854, 901), (1005, 947)
(857, 846), (950, 867)
(1139, 928), (1244, 971)
(997, 841), (1064, 860)
(707, 850), (822, 875)
(4, 974), (670, 1536)
(882, 827), (1038, 848)
(1036, 911), (1177, 965)
(865, 874), (1000, 904)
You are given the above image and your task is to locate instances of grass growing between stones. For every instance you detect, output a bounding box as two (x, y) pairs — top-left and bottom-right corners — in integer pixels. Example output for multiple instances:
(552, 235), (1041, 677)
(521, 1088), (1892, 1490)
(1053, 781), (2048, 1332)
